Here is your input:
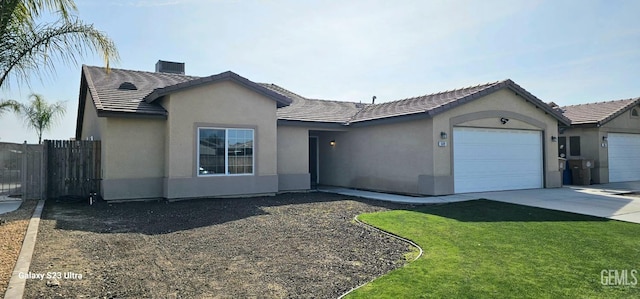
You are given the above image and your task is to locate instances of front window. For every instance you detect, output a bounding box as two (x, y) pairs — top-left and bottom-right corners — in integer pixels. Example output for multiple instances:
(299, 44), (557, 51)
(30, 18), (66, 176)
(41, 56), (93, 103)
(198, 128), (254, 175)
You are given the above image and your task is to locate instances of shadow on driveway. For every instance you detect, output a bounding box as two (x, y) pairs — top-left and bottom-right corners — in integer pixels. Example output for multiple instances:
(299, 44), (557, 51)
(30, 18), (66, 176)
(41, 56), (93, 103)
(410, 199), (609, 222)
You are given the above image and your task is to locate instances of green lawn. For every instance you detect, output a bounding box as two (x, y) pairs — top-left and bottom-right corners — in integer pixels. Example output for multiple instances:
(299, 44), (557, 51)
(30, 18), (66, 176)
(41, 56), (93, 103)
(349, 200), (640, 299)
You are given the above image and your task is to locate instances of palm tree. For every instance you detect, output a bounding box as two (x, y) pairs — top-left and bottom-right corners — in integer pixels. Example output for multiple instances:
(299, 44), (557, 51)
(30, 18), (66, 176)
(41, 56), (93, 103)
(0, 99), (20, 115)
(15, 93), (66, 144)
(0, 0), (119, 89)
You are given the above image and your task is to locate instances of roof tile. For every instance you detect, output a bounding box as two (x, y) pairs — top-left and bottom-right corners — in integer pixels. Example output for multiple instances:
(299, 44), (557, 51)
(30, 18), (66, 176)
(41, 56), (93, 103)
(85, 65), (198, 115)
(561, 98), (640, 125)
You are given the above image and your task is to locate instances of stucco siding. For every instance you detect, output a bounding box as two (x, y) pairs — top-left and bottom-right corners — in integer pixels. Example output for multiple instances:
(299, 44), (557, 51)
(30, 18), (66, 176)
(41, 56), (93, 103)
(316, 118), (433, 194)
(161, 80), (278, 198)
(277, 126), (310, 191)
(103, 117), (165, 179)
(432, 88), (562, 193)
(100, 117), (165, 200)
(79, 93), (104, 141)
(561, 109), (640, 184)
(602, 108), (640, 132)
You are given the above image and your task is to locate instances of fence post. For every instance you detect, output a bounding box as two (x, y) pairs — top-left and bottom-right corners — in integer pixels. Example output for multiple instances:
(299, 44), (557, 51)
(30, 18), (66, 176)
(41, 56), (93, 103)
(42, 141), (47, 200)
(21, 141), (27, 200)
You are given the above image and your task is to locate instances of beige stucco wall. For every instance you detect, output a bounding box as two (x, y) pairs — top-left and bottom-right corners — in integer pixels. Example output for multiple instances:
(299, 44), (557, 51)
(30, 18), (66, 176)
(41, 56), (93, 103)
(100, 116), (166, 200)
(79, 93), (104, 141)
(103, 117), (165, 179)
(277, 126), (310, 190)
(315, 118), (433, 194)
(603, 107), (640, 132)
(431, 88), (562, 193)
(561, 107), (640, 184)
(277, 126), (308, 174)
(161, 80), (279, 198)
(313, 88), (562, 196)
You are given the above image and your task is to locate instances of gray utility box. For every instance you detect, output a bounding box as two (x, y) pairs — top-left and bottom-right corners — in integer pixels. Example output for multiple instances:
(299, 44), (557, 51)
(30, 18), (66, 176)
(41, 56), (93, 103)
(568, 159), (594, 185)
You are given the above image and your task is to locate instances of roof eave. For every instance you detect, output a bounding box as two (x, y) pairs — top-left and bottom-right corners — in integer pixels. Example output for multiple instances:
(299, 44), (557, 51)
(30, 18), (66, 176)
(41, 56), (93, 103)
(596, 98), (640, 126)
(96, 110), (168, 119)
(277, 119), (350, 129)
(144, 71), (293, 107)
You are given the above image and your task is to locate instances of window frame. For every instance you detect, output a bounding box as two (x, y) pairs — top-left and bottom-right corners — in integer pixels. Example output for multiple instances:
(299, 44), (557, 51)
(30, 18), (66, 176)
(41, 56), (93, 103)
(197, 127), (255, 177)
(631, 108), (639, 118)
(569, 136), (581, 156)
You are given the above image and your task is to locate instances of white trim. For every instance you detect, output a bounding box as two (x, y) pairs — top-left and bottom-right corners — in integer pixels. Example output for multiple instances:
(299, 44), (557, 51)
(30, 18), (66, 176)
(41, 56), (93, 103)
(309, 136), (320, 184)
(197, 127), (255, 177)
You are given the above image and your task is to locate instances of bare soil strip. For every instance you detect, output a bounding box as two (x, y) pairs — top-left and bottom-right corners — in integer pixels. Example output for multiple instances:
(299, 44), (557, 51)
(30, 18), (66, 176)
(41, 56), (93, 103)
(24, 193), (412, 298)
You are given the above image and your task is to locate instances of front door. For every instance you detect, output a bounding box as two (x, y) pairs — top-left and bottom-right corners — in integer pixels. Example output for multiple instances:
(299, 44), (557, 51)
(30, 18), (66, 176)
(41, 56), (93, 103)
(309, 137), (318, 186)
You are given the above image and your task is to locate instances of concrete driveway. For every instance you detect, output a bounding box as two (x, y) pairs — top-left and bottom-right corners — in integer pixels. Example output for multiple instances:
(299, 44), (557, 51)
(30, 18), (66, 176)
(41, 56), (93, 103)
(321, 181), (640, 224)
(473, 181), (640, 224)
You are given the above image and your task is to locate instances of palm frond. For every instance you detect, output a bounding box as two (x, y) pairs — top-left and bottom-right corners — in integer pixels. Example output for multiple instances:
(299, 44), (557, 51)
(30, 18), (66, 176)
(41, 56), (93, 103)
(0, 99), (21, 114)
(15, 93), (66, 143)
(0, 17), (119, 88)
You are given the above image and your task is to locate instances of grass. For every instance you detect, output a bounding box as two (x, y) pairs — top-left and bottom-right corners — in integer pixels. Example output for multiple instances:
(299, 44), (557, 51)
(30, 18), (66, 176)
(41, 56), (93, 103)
(349, 199), (640, 299)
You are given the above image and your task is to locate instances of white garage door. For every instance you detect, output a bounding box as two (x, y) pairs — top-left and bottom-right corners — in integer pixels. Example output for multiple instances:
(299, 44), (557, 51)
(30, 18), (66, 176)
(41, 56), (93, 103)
(608, 133), (640, 182)
(453, 127), (543, 193)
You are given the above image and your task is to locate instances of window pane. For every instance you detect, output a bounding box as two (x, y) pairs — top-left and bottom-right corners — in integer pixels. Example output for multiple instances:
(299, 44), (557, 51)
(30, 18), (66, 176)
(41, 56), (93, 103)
(199, 129), (226, 174)
(569, 136), (581, 156)
(228, 129), (253, 174)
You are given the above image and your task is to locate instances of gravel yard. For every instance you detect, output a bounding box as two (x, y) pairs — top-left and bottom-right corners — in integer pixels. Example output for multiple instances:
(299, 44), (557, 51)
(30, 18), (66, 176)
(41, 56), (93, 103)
(24, 192), (413, 298)
(0, 199), (37, 296)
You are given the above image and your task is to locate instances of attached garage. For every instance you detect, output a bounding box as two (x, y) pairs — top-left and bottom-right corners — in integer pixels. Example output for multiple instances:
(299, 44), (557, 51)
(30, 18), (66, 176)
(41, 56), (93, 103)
(561, 98), (640, 184)
(608, 133), (640, 182)
(453, 127), (544, 193)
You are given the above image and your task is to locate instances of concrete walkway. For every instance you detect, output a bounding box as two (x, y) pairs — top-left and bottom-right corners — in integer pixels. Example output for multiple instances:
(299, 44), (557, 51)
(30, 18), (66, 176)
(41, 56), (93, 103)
(319, 182), (640, 224)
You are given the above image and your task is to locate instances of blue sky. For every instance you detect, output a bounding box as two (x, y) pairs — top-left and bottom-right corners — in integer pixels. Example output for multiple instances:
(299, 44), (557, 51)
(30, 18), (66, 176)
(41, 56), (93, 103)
(1, 0), (639, 143)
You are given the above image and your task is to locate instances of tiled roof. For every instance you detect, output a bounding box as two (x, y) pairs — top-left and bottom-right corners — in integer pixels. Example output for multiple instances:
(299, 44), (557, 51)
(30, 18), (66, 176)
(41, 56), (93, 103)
(268, 79), (570, 126)
(144, 72), (292, 107)
(80, 65), (570, 127)
(351, 81), (503, 123)
(84, 65), (199, 116)
(261, 83), (365, 123)
(83, 66), (292, 117)
(561, 98), (640, 125)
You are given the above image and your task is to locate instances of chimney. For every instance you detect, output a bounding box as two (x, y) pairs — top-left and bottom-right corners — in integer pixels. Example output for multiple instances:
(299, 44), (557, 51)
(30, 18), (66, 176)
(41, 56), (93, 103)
(155, 60), (185, 75)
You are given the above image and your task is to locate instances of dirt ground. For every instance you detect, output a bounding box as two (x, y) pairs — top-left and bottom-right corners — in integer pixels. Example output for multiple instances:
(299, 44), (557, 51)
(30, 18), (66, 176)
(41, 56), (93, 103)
(0, 199), (37, 296)
(24, 193), (413, 298)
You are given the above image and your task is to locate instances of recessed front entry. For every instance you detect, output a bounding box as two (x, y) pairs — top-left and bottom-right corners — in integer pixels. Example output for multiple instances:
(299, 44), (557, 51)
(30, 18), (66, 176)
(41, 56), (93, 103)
(453, 127), (544, 193)
(309, 136), (319, 186)
(608, 133), (640, 182)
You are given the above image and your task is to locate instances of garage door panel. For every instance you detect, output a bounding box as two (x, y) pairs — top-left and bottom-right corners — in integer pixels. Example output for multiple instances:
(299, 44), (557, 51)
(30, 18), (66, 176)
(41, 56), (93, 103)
(608, 133), (640, 182)
(454, 127), (543, 193)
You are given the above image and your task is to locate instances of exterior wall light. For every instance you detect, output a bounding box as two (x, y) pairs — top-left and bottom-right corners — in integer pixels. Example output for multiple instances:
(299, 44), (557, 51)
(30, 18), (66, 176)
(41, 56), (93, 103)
(440, 132), (448, 139)
(330, 140), (336, 146)
(602, 136), (607, 142)
(500, 117), (509, 124)
(551, 136), (557, 142)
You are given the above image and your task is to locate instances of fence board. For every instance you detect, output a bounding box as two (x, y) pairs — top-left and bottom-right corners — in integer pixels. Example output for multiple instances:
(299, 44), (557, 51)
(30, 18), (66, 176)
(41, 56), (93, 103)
(45, 140), (101, 200)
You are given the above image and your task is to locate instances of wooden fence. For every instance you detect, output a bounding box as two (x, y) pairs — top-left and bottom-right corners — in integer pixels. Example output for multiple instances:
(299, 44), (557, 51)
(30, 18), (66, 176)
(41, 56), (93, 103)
(45, 140), (101, 200)
(0, 142), (43, 199)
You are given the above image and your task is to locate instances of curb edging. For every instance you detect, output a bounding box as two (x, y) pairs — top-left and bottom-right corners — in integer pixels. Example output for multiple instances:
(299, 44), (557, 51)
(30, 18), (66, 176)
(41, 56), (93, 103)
(4, 200), (45, 299)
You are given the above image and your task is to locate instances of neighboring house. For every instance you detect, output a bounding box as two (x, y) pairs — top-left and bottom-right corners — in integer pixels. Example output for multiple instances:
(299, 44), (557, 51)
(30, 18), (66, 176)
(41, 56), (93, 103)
(559, 98), (640, 184)
(76, 61), (570, 201)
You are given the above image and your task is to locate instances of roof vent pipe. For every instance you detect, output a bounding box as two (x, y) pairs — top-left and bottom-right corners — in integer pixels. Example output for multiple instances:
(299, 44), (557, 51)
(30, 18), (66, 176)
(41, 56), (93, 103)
(372, 96), (376, 104)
